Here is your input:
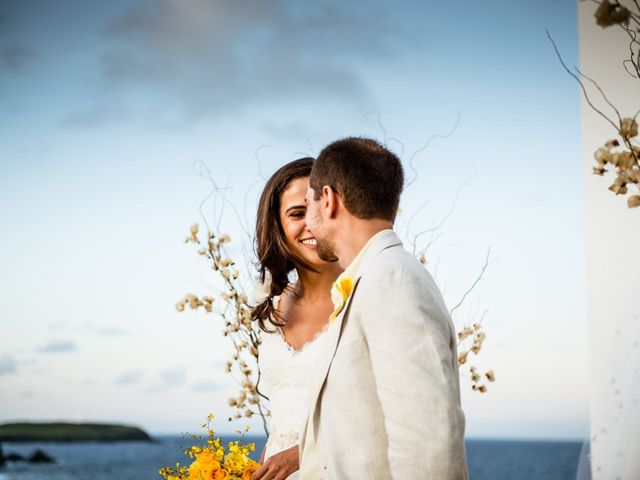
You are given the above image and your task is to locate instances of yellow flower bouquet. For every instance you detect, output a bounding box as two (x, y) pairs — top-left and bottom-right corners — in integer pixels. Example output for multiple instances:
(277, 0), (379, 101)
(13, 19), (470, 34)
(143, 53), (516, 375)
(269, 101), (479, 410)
(159, 415), (260, 480)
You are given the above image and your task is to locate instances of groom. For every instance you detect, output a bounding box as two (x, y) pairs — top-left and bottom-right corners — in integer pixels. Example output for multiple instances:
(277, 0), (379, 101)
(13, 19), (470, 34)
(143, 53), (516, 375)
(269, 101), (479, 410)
(300, 137), (468, 479)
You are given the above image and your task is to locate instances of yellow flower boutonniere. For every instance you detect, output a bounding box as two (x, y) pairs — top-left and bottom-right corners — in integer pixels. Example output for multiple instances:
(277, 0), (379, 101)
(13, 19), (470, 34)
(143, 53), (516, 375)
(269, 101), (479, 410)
(329, 276), (354, 324)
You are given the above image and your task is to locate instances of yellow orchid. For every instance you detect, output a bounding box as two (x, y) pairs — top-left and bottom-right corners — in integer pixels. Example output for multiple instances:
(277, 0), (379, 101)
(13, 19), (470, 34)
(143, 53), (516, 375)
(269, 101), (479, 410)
(336, 276), (354, 299)
(159, 417), (259, 480)
(329, 276), (354, 323)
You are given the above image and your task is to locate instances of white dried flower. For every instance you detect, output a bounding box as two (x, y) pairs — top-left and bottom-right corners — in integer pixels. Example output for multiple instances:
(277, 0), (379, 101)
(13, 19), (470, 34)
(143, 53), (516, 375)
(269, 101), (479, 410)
(248, 272), (272, 305)
(595, 0), (631, 27)
(220, 257), (234, 267)
(617, 151), (635, 170)
(620, 118), (639, 138)
(609, 179), (628, 195)
(627, 168), (640, 183)
(627, 195), (640, 208)
(458, 351), (468, 365)
(594, 147), (611, 165)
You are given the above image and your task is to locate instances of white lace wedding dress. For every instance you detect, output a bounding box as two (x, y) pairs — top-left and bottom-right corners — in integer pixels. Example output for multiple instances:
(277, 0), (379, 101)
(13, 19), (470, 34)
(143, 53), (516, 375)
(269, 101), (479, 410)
(258, 315), (329, 480)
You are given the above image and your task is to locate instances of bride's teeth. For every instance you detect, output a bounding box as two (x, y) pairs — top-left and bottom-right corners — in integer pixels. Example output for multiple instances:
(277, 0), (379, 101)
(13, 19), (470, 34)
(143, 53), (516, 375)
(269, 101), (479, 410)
(301, 239), (317, 246)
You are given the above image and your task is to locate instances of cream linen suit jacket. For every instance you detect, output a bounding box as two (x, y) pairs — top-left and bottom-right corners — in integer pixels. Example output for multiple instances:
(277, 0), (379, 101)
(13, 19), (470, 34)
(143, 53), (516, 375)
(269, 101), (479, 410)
(299, 230), (468, 479)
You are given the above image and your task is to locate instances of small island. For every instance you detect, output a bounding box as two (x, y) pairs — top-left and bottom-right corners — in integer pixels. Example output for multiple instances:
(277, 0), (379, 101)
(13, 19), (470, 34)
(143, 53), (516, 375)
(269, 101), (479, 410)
(0, 422), (153, 443)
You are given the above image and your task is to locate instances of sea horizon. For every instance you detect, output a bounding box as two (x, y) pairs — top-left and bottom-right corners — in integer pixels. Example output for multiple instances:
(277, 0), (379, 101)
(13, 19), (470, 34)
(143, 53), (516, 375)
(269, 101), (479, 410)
(147, 432), (588, 442)
(0, 435), (586, 480)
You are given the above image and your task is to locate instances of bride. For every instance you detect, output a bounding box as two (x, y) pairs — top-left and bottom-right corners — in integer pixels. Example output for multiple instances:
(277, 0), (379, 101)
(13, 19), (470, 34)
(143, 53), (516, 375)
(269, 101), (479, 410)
(251, 157), (342, 480)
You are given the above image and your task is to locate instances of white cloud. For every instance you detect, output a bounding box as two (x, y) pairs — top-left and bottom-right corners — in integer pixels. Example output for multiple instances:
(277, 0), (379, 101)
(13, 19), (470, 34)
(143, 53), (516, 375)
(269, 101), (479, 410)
(89, 325), (128, 336)
(114, 370), (145, 385)
(159, 367), (186, 386)
(38, 339), (76, 353)
(68, 0), (408, 125)
(190, 380), (220, 393)
(0, 44), (35, 72)
(142, 385), (166, 394)
(0, 355), (17, 375)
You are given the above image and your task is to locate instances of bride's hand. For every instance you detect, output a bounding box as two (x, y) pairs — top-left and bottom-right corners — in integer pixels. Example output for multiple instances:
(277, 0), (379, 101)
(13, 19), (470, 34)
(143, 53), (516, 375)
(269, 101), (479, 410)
(252, 445), (299, 480)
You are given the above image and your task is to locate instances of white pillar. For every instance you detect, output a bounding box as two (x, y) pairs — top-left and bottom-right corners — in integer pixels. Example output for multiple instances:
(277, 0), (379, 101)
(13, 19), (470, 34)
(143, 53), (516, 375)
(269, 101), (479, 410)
(578, 2), (640, 479)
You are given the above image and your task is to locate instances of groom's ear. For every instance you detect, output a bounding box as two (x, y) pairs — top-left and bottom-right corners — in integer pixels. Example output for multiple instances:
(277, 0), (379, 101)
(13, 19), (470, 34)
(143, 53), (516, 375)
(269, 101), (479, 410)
(323, 185), (339, 219)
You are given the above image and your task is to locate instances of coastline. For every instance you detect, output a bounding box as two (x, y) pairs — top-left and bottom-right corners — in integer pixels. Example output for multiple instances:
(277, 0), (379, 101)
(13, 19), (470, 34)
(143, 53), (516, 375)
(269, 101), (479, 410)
(0, 422), (153, 443)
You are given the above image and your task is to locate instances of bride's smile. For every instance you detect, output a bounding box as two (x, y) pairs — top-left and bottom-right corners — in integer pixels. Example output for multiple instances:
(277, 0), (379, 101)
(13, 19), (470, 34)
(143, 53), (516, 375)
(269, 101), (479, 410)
(299, 237), (317, 248)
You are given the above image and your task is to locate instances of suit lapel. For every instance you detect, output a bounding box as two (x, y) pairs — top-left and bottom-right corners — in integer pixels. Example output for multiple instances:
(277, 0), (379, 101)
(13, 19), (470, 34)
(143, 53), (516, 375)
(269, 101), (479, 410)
(308, 279), (360, 402)
(300, 278), (359, 456)
(300, 230), (403, 455)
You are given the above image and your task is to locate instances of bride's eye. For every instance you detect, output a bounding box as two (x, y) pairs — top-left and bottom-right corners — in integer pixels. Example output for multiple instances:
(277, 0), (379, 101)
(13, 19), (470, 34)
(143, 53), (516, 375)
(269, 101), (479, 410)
(288, 207), (306, 219)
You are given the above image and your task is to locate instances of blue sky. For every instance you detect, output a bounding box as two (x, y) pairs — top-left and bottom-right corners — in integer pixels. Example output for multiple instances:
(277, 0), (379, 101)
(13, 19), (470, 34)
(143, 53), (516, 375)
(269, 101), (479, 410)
(0, 0), (586, 438)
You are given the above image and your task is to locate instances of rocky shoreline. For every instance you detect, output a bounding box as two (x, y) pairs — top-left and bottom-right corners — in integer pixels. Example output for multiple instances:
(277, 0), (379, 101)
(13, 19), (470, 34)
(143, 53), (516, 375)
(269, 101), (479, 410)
(0, 422), (152, 443)
(0, 443), (55, 466)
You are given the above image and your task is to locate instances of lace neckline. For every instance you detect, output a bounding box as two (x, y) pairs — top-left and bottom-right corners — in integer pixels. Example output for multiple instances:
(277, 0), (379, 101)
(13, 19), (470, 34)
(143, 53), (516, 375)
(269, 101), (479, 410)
(276, 323), (329, 355)
(271, 287), (331, 354)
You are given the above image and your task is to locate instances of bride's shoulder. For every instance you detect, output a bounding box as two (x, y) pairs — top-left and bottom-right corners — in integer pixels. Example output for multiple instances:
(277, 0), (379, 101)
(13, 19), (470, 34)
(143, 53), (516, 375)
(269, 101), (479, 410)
(270, 283), (298, 317)
(257, 283), (296, 337)
(258, 319), (286, 366)
(260, 297), (286, 338)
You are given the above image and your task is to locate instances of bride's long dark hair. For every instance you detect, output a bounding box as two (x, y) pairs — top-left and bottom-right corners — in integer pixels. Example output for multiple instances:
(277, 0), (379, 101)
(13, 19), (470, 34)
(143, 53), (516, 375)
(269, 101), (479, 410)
(253, 157), (315, 332)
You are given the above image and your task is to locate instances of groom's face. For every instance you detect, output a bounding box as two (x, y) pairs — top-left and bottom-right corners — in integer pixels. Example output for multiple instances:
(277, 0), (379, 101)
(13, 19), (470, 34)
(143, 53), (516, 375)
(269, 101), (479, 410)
(305, 184), (339, 263)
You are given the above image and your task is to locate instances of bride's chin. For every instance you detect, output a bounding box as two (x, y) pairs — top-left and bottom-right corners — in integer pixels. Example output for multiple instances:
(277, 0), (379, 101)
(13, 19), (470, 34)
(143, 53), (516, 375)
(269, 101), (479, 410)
(298, 249), (324, 265)
(303, 250), (320, 262)
(310, 256), (337, 268)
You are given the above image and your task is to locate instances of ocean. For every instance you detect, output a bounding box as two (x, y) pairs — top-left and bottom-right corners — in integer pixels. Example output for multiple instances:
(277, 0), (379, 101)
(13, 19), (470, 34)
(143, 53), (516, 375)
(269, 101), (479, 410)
(0, 437), (584, 479)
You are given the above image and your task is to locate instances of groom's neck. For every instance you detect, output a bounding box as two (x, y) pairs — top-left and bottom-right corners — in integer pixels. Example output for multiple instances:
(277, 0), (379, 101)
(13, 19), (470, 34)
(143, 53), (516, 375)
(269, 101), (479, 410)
(336, 218), (393, 269)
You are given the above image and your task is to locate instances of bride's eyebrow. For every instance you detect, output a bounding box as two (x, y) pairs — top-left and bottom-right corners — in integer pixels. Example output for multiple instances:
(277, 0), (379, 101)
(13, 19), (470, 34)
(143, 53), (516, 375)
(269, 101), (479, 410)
(285, 204), (305, 213)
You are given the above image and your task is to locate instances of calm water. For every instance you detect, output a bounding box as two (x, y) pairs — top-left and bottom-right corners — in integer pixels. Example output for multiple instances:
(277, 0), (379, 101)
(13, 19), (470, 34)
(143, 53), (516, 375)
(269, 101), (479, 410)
(0, 437), (584, 480)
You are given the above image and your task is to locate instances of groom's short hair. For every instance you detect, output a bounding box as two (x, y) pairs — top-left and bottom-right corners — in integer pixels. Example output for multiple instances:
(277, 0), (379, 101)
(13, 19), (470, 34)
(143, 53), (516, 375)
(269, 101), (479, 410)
(310, 137), (404, 221)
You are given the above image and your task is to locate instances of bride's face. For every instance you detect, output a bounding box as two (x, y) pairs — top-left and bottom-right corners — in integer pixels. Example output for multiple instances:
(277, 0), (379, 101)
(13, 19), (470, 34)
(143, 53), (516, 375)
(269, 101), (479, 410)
(279, 177), (323, 266)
